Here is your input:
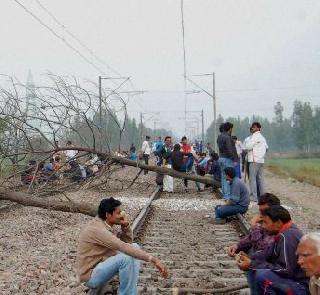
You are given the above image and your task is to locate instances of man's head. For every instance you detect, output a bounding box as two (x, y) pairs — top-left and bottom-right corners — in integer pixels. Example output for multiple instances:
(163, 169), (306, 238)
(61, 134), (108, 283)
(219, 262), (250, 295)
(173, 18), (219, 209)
(224, 167), (236, 181)
(223, 122), (233, 134)
(251, 122), (261, 133)
(219, 123), (224, 133)
(146, 136), (150, 141)
(210, 152), (219, 161)
(98, 197), (123, 225)
(207, 142), (211, 147)
(258, 193), (281, 212)
(297, 232), (320, 277)
(66, 140), (72, 146)
(173, 143), (181, 152)
(261, 205), (291, 234)
(181, 136), (188, 145)
(158, 136), (162, 141)
(164, 136), (172, 145)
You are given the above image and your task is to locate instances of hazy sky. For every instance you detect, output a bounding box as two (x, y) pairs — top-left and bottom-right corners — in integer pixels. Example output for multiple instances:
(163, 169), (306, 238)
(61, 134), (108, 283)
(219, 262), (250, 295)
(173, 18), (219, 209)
(1, 0), (320, 137)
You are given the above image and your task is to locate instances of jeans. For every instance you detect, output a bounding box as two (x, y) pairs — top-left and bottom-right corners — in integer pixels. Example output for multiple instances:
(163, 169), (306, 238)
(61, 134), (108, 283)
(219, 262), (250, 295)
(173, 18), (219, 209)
(215, 204), (248, 219)
(218, 157), (234, 199)
(85, 244), (141, 295)
(249, 162), (266, 201)
(252, 269), (309, 295)
(235, 160), (241, 178)
(247, 270), (259, 295)
(180, 156), (194, 172)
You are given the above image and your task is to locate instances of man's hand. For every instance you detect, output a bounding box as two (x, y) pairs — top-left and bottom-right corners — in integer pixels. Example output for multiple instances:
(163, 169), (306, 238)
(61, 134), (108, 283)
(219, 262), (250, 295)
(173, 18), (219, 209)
(227, 244), (238, 257)
(250, 214), (262, 226)
(119, 211), (129, 227)
(151, 257), (169, 278)
(237, 251), (251, 271)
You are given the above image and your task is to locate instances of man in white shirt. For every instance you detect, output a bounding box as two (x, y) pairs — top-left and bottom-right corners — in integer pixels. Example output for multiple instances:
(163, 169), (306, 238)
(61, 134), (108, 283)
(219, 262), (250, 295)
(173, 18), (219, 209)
(141, 136), (151, 175)
(243, 122), (268, 202)
(64, 140), (78, 161)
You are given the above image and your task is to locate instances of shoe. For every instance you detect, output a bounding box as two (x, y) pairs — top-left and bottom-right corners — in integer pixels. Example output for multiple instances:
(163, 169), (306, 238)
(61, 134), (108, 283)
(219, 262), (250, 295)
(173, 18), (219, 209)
(208, 218), (226, 224)
(86, 289), (100, 295)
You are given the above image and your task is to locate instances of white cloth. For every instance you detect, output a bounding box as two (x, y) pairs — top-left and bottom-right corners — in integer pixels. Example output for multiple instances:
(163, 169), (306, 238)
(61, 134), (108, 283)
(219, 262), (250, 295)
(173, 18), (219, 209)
(64, 148), (78, 160)
(163, 164), (173, 192)
(235, 140), (242, 156)
(244, 131), (268, 163)
(141, 141), (151, 155)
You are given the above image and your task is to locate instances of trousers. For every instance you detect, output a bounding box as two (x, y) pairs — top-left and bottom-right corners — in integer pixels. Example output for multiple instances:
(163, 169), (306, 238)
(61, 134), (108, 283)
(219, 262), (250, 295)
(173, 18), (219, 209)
(85, 244), (141, 295)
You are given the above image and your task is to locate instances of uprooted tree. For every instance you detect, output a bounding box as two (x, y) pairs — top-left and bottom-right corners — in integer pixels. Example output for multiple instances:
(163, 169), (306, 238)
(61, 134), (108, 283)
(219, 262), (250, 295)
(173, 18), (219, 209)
(0, 74), (218, 216)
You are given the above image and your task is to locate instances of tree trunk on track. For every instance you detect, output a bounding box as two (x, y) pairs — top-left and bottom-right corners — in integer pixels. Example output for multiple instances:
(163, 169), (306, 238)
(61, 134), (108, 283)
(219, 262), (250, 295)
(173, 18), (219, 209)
(0, 146), (221, 215)
(54, 146), (221, 187)
(0, 188), (96, 216)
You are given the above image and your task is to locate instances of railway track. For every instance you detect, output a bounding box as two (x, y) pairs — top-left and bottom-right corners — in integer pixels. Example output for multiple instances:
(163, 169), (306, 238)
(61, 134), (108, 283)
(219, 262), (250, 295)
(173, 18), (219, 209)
(132, 186), (250, 295)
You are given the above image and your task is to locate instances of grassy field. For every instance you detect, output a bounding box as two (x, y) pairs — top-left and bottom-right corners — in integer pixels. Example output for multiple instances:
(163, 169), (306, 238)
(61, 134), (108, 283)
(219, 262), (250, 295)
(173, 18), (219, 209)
(266, 158), (320, 187)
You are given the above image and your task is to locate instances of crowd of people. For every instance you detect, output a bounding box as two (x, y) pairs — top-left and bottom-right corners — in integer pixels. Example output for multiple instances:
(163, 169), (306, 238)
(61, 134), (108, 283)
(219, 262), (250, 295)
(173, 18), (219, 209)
(227, 193), (320, 295)
(134, 120), (267, 225)
(19, 127), (319, 295)
(77, 195), (320, 295)
(20, 140), (106, 185)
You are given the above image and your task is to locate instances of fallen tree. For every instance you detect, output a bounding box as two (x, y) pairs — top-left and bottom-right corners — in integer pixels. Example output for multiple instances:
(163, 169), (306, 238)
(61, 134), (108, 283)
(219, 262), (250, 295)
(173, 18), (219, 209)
(0, 187), (97, 216)
(0, 146), (220, 215)
(53, 146), (221, 187)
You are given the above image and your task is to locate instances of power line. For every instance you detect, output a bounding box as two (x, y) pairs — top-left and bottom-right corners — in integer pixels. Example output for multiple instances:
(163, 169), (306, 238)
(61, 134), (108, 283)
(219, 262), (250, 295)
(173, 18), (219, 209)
(14, 0), (107, 75)
(180, 0), (188, 133)
(34, 0), (122, 78)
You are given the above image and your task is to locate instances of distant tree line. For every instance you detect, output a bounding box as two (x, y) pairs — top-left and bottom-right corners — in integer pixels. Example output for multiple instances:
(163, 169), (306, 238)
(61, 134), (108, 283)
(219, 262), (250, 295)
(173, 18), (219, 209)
(206, 100), (320, 152)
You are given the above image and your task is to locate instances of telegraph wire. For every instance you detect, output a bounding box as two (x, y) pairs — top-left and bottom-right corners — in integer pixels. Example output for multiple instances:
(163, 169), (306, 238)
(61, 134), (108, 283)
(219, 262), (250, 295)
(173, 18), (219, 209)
(14, 0), (107, 75)
(34, 0), (122, 78)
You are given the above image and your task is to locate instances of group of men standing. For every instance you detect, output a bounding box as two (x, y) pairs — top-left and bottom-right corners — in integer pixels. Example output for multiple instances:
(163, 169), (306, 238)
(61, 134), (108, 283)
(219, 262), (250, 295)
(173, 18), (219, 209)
(217, 121), (268, 203)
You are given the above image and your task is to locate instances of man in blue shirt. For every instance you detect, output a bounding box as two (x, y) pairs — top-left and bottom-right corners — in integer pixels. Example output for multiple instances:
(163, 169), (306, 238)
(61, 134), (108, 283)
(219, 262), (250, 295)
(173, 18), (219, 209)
(211, 167), (249, 224)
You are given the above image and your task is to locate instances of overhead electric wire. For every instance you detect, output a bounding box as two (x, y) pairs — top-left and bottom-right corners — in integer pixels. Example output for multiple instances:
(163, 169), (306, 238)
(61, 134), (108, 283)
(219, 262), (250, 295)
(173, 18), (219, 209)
(13, 0), (107, 75)
(180, 0), (188, 133)
(13, 0), (154, 120)
(34, 0), (123, 78)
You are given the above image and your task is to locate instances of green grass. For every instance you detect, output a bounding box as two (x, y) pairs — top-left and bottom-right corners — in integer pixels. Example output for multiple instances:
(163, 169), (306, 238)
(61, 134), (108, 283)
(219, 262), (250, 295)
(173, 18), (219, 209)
(266, 158), (320, 187)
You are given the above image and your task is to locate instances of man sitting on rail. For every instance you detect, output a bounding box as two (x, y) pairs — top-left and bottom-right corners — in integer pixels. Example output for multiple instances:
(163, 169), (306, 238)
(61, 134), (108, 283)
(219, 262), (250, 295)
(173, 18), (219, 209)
(228, 193), (280, 294)
(77, 197), (168, 295)
(297, 232), (320, 295)
(210, 167), (249, 224)
(237, 206), (309, 295)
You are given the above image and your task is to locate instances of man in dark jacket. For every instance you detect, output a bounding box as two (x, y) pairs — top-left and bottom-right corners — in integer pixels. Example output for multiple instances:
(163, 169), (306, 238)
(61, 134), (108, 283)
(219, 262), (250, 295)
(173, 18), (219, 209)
(171, 144), (193, 172)
(237, 206), (309, 295)
(217, 122), (238, 199)
(228, 193), (280, 295)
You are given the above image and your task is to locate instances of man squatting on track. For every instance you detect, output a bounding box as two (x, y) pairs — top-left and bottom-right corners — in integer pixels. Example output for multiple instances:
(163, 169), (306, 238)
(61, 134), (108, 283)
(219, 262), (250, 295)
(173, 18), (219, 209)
(228, 193), (280, 294)
(231, 205), (309, 295)
(77, 197), (168, 295)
